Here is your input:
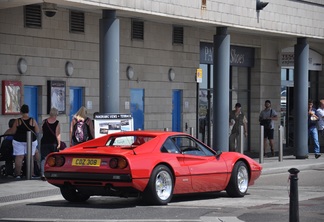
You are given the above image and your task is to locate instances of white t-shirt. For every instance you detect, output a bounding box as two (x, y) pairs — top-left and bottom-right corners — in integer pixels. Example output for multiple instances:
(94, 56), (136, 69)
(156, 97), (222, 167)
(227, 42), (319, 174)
(316, 108), (324, 130)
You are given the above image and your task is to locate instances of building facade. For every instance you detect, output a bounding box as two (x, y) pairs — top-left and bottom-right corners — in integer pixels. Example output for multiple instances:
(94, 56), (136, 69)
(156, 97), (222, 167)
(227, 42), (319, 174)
(0, 0), (323, 154)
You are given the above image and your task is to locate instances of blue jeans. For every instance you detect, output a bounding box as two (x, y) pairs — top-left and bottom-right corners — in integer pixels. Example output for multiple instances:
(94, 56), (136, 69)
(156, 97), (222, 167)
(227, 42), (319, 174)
(309, 127), (320, 154)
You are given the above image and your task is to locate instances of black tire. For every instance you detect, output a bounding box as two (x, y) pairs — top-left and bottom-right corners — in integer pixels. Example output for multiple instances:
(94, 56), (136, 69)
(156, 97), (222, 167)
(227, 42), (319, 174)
(143, 165), (174, 205)
(226, 161), (249, 197)
(60, 186), (90, 202)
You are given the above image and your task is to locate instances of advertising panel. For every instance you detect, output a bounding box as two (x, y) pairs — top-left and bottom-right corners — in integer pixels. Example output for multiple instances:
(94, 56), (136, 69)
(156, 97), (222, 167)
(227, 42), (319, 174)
(93, 113), (133, 138)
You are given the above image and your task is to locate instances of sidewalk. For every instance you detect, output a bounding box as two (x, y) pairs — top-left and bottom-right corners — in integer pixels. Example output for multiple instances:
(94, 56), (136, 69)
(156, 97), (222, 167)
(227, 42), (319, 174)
(0, 154), (324, 200)
(256, 153), (324, 175)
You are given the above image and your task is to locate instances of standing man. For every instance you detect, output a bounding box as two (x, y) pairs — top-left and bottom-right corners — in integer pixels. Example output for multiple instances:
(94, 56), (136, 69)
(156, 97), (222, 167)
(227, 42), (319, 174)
(308, 100), (320, 159)
(229, 103), (248, 152)
(259, 100), (278, 157)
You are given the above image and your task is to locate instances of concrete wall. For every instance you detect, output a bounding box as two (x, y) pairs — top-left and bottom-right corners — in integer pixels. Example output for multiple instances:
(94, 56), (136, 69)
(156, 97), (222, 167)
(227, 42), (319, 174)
(0, 2), (323, 153)
(89, 0), (324, 39)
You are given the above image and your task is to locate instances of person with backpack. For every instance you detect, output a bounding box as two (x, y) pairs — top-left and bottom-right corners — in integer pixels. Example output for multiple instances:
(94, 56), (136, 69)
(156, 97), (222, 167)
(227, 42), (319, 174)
(259, 100), (278, 157)
(70, 106), (94, 146)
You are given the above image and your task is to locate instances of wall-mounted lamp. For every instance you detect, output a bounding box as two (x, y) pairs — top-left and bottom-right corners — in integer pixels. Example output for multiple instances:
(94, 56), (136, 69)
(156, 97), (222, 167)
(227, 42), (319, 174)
(168, 68), (175, 81)
(17, 58), (28, 74)
(256, 0), (268, 23)
(65, 61), (74, 76)
(126, 66), (134, 80)
(256, 0), (268, 11)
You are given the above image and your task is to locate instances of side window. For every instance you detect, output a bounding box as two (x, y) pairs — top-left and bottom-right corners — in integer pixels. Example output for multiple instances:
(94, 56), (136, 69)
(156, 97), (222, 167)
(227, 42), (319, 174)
(161, 138), (180, 153)
(196, 142), (215, 156)
(172, 136), (214, 156)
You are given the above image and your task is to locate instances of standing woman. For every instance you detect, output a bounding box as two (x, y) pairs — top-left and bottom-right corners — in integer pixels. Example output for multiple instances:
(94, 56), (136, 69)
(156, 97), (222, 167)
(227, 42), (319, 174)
(8, 104), (39, 179)
(40, 107), (61, 181)
(70, 106), (94, 146)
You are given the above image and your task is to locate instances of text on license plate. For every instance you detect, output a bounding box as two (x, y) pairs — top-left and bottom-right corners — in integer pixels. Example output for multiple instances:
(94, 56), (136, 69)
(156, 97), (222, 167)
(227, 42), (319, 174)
(72, 158), (101, 166)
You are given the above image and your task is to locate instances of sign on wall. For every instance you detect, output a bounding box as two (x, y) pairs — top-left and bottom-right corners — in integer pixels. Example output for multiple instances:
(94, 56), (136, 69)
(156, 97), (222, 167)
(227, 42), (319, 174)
(47, 80), (66, 114)
(279, 47), (322, 71)
(2, 80), (22, 115)
(93, 113), (134, 138)
(200, 42), (255, 67)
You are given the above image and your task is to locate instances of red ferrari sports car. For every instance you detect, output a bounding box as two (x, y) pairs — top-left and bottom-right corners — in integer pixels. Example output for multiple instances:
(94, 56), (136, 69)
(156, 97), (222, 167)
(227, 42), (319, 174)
(44, 131), (262, 205)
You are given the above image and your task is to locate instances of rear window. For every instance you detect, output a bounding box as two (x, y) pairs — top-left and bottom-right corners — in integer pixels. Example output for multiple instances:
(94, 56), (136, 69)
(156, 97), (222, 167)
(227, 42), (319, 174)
(106, 135), (154, 146)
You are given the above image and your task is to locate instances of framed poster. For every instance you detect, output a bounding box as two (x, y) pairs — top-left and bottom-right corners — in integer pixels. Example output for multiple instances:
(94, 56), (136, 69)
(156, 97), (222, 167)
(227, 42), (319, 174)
(47, 80), (66, 114)
(2, 80), (22, 115)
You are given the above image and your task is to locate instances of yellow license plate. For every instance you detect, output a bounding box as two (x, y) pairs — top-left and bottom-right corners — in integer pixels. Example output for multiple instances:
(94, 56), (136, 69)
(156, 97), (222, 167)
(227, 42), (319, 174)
(72, 158), (101, 167)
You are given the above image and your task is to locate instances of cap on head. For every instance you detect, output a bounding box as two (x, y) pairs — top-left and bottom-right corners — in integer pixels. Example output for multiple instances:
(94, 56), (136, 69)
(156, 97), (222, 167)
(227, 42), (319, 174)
(235, 103), (241, 108)
(265, 100), (271, 104)
(20, 104), (29, 114)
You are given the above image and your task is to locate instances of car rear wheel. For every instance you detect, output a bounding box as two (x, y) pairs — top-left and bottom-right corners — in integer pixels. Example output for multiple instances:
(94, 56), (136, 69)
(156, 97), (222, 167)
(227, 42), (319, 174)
(226, 161), (249, 197)
(143, 164), (174, 205)
(60, 186), (90, 202)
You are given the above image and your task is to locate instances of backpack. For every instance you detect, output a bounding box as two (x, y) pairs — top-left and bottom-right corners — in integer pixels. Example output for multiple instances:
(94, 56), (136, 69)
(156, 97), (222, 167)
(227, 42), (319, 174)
(73, 118), (89, 143)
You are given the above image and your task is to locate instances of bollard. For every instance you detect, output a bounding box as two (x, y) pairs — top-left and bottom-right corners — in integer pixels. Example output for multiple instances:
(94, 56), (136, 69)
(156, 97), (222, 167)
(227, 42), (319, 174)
(279, 125), (283, 162)
(164, 128), (169, 131)
(239, 125), (244, 154)
(26, 131), (32, 180)
(189, 127), (194, 136)
(259, 125), (264, 163)
(288, 168), (300, 222)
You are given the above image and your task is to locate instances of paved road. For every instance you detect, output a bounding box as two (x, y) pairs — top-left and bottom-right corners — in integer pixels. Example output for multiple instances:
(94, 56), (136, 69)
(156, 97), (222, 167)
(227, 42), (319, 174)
(0, 155), (323, 222)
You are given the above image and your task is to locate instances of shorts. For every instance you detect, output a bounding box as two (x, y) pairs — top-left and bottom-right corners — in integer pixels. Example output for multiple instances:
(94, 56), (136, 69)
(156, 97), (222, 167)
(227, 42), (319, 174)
(13, 140), (38, 156)
(264, 128), (274, 140)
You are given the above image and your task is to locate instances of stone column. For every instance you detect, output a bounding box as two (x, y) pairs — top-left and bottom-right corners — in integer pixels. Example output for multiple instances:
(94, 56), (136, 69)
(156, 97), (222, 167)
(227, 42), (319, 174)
(212, 27), (230, 151)
(294, 37), (309, 159)
(99, 10), (120, 113)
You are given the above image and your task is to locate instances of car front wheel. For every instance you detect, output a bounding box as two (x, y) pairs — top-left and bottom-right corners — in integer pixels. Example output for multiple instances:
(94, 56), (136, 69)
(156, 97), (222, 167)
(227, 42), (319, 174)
(60, 186), (90, 202)
(226, 161), (249, 197)
(143, 164), (174, 205)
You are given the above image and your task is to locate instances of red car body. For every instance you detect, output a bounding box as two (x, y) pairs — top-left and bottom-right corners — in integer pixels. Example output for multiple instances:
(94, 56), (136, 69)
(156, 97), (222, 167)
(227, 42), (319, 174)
(45, 131), (262, 205)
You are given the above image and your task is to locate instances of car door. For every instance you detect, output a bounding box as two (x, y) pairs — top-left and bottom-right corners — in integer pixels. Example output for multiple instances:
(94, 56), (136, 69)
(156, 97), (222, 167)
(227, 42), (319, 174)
(175, 136), (228, 192)
(161, 138), (192, 194)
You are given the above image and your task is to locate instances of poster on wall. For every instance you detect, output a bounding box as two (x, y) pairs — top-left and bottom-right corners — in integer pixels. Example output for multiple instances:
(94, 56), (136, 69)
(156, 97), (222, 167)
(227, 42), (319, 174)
(47, 80), (66, 114)
(93, 113), (134, 138)
(2, 80), (22, 115)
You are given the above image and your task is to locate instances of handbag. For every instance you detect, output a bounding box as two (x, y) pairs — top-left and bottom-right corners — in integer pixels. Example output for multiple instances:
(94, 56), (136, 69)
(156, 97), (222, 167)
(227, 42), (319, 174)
(45, 119), (66, 150)
(60, 141), (67, 150)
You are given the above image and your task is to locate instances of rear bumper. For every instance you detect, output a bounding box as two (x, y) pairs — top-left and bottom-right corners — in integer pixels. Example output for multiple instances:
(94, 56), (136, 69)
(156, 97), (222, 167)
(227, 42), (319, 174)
(44, 172), (149, 196)
(44, 171), (132, 182)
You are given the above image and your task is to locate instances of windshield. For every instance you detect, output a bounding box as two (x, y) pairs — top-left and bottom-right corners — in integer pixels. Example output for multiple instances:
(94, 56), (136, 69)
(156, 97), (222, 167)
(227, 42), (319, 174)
(106, 135), (154, 146)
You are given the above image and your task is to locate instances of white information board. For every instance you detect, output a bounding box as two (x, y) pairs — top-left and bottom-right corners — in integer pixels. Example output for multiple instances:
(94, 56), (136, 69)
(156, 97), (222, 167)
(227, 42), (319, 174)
(93, 113), (134, 138)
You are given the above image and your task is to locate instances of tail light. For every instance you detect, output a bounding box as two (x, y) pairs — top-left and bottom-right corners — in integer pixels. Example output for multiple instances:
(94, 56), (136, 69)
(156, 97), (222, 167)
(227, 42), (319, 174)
(47, 155), (65, 167)
(109, 157), (128, 169)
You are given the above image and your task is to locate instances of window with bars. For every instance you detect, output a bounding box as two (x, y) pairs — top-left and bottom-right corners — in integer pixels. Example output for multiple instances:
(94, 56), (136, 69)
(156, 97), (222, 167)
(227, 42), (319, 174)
(131, 20), (144, 40)
(70, 11), (85, 33)
(172, 26), (183, 45)
(24, 4), (42, 28)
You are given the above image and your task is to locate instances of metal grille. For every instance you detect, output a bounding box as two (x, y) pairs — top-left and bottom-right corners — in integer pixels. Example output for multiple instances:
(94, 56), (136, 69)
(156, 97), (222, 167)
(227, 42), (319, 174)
(132, 20), (144, 40)
(70, 11), (85, 33)
(24, 4), (42, 28)
(173, 26), (183, 44)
